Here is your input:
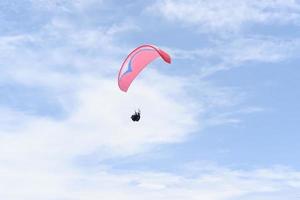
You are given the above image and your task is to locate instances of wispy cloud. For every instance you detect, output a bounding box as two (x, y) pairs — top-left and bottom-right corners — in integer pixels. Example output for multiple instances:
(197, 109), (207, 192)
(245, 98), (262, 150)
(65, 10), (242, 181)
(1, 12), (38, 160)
(1, 161), (300, 199)
(149, 0), (300, 33)
(202, 37), (300, 76)
(166, 36), (300, 76)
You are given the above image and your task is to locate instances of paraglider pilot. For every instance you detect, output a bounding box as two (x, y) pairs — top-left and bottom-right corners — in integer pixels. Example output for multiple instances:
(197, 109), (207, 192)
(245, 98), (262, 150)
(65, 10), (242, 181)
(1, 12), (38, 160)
(131, 109), (141, 122)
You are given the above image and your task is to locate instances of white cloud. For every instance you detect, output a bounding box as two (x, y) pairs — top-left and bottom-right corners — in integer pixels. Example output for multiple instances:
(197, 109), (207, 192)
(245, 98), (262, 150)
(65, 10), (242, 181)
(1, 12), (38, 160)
(149, 0), (300, 33)
(1, 161), (300, 199)
(0, 54), (205, 199)
(152, 1), (300, 78)
(202, 37), (300, 76)
(0, 15), (137, 88)
(167, 36), (300, 77)
(0, 74), (199, 160)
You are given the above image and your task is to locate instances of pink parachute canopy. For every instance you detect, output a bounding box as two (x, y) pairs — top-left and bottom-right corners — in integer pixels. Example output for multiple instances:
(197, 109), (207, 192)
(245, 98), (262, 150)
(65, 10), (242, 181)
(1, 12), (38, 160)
(118, 44), (171, 92)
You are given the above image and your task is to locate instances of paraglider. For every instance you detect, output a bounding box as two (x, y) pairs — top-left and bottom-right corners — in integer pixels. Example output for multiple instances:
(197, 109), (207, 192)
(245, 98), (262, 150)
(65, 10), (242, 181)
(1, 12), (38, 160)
(117, 44), (171, 121)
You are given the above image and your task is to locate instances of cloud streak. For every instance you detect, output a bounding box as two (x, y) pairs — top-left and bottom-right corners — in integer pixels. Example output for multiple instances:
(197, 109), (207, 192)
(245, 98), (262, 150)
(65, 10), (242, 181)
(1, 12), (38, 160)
(150, 0), (300, 33)
(1, 161), (300, 200)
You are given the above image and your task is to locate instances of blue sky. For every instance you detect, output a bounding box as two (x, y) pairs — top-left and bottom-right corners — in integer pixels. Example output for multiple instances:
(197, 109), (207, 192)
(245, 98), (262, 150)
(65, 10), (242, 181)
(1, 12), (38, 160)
(1, 0), (300, 199)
